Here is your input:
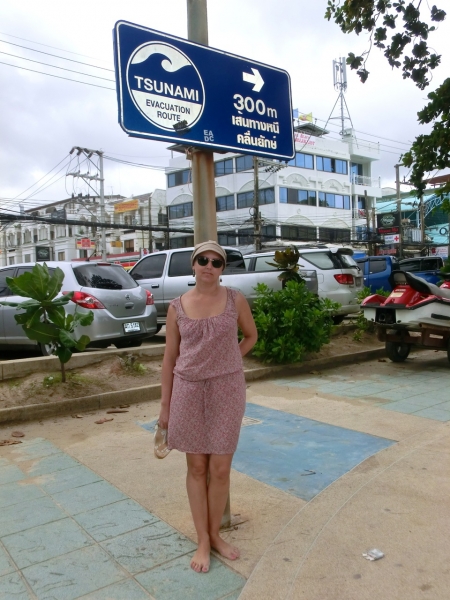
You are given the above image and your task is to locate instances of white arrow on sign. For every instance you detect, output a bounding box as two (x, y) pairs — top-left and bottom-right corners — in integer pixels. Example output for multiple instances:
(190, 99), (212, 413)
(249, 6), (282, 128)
(243, 68), (264, 92)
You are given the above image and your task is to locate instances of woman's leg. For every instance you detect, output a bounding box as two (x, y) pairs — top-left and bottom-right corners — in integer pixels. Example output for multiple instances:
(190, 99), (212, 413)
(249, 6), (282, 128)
(208, 453), (240, 560)
(186, 453), (211, 572)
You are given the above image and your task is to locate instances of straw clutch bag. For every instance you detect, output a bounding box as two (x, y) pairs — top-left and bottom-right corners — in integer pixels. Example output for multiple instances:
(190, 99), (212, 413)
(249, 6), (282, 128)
(154, 422), (171, 459)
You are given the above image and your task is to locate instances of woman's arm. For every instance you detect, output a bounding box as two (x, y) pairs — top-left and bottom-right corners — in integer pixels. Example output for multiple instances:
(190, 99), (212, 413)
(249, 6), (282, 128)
(159, 304), (180, 429)
(235, 292), (258, 357)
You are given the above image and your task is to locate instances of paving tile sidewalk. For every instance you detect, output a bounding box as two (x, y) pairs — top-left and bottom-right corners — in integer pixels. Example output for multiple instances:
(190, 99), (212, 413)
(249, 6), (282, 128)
(0, 438), (244, 600)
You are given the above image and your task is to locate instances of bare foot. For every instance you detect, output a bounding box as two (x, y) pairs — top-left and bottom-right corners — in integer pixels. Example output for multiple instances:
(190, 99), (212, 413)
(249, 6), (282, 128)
(210, 534), (240, 560)
(190, 540), (210, 573)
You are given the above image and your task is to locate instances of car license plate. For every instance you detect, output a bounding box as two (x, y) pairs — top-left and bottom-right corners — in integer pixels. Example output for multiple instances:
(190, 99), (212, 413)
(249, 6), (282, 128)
(123, 322), (140, 333)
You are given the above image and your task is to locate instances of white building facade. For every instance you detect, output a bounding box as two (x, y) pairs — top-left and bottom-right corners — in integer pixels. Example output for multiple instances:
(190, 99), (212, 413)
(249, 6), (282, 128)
(0, 190), (167, 267)
(165, 123), (382, 251)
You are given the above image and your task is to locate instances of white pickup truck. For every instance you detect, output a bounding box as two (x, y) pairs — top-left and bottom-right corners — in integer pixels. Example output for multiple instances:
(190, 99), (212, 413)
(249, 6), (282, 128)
(129, 246), (318, 328)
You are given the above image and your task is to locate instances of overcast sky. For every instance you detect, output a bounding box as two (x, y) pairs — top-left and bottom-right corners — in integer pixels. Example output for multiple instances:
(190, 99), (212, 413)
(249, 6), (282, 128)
(0, 0), (448, 214)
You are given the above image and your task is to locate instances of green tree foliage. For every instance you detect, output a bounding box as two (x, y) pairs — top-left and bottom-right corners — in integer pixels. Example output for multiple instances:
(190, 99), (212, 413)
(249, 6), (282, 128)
(0, 263), (93, 382)
(251, 281), (339, 363)
(325, 1), (448, 200)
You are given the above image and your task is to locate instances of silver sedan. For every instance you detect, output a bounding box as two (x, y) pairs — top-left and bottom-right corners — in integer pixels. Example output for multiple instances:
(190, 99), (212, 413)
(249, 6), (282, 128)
(0, 261), (158, 355)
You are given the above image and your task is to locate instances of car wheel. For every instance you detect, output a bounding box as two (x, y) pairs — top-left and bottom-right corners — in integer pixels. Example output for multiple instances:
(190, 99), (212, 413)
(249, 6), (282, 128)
(385, 337), (411, 362)
(114, 339), (143, 349)
(38, 342), (53, 357)
(332, 315), (345, 325)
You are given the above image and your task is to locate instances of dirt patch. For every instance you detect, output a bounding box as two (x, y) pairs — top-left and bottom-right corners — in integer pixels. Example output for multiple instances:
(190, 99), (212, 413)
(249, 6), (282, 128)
(0, 327), (382, 410)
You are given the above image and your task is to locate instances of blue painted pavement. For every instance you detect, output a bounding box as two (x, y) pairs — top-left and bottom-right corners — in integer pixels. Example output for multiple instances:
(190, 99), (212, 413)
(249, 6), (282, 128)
(233, 403), (395, 501)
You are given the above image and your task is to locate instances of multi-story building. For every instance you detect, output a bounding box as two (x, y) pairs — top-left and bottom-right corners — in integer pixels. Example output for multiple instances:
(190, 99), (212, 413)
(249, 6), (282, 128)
(0, 190), (167, 267)
(165, 122), (382, 251)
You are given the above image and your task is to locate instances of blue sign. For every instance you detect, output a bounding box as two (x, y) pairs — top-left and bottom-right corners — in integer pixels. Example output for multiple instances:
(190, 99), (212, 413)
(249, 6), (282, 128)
(113, 21), (295, 160)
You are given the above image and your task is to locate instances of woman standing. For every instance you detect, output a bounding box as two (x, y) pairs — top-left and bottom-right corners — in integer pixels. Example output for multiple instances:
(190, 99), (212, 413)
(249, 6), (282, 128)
(158, 240), (257, 573)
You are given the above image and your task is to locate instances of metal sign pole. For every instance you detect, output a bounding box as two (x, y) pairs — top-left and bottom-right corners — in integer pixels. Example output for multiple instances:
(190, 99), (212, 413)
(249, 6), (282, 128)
(187, 0), (217, 244)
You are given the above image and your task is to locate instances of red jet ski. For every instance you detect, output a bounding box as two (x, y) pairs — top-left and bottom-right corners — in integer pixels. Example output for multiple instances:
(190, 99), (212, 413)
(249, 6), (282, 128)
(362, 270), (450, 362)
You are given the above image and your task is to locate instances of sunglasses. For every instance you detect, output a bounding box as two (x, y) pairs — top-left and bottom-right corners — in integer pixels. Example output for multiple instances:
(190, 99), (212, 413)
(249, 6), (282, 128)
(196, 256), (224, 268)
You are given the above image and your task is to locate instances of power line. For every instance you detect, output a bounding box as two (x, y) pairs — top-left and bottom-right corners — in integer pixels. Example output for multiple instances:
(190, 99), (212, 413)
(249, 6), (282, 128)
(0, 31), (111, 63)
(0, 50), (115, 82)
(0, 38), (114, 71)
(0, 60), (116, 90)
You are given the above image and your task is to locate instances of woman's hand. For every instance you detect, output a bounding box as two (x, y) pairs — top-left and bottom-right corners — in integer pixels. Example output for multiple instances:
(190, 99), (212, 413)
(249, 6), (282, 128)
(158, 405), (170, 430)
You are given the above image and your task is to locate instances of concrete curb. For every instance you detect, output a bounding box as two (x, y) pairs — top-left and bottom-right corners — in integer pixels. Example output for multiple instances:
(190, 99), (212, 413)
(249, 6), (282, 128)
(0, 345), (166, 382)
(0, 347), (386, 424)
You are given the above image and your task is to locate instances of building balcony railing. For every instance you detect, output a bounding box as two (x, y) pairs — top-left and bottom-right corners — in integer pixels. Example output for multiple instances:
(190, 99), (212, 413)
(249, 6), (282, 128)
(351, 175), (380, 187)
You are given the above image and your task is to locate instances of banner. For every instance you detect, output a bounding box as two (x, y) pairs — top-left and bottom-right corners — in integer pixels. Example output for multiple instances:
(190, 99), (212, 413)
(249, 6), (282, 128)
(114, 199), (139, 213)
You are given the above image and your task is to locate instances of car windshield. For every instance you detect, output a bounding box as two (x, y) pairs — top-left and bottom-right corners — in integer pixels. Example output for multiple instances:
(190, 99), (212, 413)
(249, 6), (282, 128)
(73, 264), (138, 290)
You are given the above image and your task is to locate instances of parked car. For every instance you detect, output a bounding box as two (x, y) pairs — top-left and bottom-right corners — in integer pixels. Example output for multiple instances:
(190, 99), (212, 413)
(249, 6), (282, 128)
(244, 245), (363, 322)
(398, 256), (444, 285)
(129, 247), (318, 329)
(0, 261), (158, 355)
(354, 255), (399, 293)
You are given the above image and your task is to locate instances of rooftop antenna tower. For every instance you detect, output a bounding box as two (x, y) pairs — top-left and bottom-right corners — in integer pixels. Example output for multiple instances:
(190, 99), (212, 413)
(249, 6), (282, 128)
(329, 58), (354, 136)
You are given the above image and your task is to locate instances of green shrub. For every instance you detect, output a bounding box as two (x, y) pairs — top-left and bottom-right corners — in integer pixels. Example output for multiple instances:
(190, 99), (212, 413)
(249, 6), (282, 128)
(251, 281), (339, 364)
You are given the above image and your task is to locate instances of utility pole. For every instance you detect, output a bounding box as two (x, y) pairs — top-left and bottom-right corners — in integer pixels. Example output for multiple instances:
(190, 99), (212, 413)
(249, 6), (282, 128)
(253, 156), (261, 252)
(395, 164), (403, 259)
(364, 190), (372, 255)
(68, 147), (107, 260)
(420, 194), (425, 247)
(148, 194), (153, 253)
(187, 0), (217, 244)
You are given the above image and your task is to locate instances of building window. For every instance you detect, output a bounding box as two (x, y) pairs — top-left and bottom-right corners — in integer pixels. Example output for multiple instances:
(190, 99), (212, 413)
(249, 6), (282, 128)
(237, 188), (274, 209)
(57, 226), (66, 238)
(262, 225), (276, 241)
(24, 254), (31, 263)
(8, 257), (15, 265)
(259, 188), (275, 205)
(167, 169), (190, 188)
(57, 251), (65, 261)
(281, 225), (317, 242)
(316, 156), (348, 175)
(124, 240), (134, 252)
(170, 236), (194, 249)
(168, 202), (193, 220)
(235, 155), (253, 172)
(288, 152), (314, 169)
(158, 211), (168, 226)
(279, 187), (316, 206)
(214, 159), (233, 177)
(237, 228), (254, 244)
(68, 227), (73, 237)
(23, 231), (32, 243)
(216, 195), (235, 212)
(319, 227), (351, 243)
(319, 192), (350, 209)
(79, 250), (88, 258)
(39, 229), (48, 241)
(237, 191), (254, 209)
(218, 231), (237, 246)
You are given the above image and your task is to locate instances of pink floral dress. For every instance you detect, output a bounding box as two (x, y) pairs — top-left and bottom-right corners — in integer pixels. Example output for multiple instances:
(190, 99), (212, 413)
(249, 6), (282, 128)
(167, 288), (246, 454)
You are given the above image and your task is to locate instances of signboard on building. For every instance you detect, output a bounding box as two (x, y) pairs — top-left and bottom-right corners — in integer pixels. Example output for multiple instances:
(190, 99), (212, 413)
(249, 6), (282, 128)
(36, 246), (51, 261)
(114, 199), (139, 213)
(76, 238), (95, 249)
(113, 21), (294, 160)
(110, 241), (123, 248)
(377, 212), (400, 234)
(384, 234), (400, 244)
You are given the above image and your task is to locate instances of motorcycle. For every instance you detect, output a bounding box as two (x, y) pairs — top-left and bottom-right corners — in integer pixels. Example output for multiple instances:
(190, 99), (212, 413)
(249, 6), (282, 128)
(362, 270), (450, 363)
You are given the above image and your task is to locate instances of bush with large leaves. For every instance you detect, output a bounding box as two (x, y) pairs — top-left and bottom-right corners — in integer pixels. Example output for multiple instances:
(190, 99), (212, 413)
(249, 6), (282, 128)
(251, 280), (339, 364)
(0, 263), (93, 382)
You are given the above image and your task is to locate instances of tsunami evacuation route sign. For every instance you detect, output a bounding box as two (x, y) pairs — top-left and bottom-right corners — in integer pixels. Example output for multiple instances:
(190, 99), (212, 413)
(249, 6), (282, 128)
(113, 20), (294, 160)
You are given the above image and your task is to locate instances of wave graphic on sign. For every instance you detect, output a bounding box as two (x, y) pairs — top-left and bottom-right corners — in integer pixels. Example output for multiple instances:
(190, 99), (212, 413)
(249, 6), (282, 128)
(127, 42), (205, 132)
(131, 43), (191, 72)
